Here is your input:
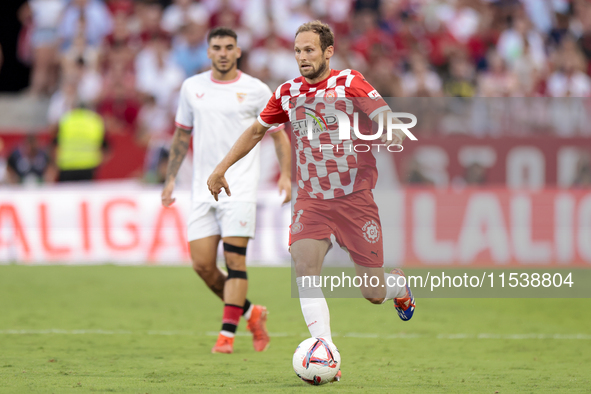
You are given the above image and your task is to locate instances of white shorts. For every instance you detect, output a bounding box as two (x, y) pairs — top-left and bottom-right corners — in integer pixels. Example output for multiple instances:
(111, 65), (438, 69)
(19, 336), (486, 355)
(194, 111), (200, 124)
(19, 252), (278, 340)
(187, 201), (256, 241)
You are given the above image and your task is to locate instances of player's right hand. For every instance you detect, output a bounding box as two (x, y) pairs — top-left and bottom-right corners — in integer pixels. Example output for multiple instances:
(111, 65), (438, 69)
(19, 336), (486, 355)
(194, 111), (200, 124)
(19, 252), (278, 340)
(207, 171), (231, 201)
(161, 180), (176, 207)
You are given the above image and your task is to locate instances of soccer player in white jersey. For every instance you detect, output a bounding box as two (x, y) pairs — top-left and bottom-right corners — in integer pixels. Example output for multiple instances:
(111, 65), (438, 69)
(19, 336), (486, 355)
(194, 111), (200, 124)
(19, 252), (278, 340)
(207, 21), (416, 379)
(161, 27), (292, 354)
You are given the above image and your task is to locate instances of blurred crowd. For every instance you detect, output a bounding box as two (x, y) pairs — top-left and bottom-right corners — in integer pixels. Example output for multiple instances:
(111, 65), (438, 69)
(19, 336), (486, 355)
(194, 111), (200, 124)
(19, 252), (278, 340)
(2, 0), (591, 186)
(17, 0), (591, 102)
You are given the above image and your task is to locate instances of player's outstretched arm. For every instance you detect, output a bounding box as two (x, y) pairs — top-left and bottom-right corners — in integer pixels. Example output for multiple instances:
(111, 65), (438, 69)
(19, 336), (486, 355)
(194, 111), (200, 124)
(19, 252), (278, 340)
(207, 120), (270, 201)
(270, 128), (292, 204)
(161, 127), (191, 207)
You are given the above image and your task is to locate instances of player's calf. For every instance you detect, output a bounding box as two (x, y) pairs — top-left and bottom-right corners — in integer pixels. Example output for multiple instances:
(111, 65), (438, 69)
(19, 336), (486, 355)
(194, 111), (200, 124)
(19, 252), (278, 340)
(192, 261), (226, 299)
(364, 296), (385, 304)
(355, 266), (388, 304)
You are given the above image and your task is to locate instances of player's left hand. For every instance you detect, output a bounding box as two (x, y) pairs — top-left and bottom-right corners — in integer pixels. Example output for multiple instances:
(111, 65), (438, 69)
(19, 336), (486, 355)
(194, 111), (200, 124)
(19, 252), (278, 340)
(207, 171), (231, 201)
(277, 173), (291, 204)
(380, 129), (405, 148)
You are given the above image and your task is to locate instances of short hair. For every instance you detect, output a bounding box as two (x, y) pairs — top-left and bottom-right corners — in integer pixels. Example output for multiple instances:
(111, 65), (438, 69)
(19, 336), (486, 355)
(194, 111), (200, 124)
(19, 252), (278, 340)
(295, 21), (334, 52)
(207, 27), (238, 43)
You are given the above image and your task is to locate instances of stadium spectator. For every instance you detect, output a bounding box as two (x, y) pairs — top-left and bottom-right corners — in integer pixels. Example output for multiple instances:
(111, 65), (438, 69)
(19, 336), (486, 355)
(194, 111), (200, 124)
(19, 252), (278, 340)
(512, 37), (547, 96)
(329, 36), (367, 74)
(547, 36), (591, 97)
(135, 34), (184, 107)
(478, 51), (519, 96)
(61, 56), (103, 106)
(247, 35), (300, 88)
(136, 1), (168, 45)
(171, 22), (209, 77)
(577, 4), (591, 72)
(161, 0), (209, 35)
(496, 14), (546, 70)
(62, 33), (100, 73)
(52, 103), (108, 182)
(19, 0), (66, 97)
(47, 78), (79, 127)
(97, 83), (141, 136)
(401, 53), (443, 97)
(104, 11), (142, 55)
(443, 54), (476, 97)
(6, 134), (50, 184)
(440, 0), (481, 44)
(136, 94), (172, 183)
(364, 57), (400, 97)
(58, 0), (113, 51)
(105, 0), (134, 16)
(101, 47), (136, 103)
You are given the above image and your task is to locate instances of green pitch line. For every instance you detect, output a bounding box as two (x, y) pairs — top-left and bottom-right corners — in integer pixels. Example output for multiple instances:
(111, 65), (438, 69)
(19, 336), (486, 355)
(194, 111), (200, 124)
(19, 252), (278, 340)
(0, 265), (590, 393)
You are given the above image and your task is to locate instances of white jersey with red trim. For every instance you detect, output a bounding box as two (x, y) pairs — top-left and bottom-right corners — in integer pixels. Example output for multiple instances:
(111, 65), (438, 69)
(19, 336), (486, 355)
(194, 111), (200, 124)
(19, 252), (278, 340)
(175, 70), (279, 203)
(257, 69), (389, 200)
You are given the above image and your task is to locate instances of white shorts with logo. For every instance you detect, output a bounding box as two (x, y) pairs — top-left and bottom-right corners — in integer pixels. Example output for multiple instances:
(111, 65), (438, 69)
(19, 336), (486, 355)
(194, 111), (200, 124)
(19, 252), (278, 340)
(187, 201), (256, 241)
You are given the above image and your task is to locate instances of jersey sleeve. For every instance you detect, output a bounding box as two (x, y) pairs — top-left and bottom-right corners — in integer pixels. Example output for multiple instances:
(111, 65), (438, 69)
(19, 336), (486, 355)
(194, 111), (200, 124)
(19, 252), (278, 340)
(256, 82), (286, 134)
(174, 80), (194, 131)
(347, 71), (390, 120)
(257, 85), (290, 128)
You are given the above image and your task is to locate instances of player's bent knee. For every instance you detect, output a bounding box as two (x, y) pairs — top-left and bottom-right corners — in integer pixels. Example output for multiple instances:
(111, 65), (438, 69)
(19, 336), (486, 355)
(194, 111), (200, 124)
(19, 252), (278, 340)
(293, 258), (322, 277)
(192, 259), (216, 277)
(223, 243), (247, 272)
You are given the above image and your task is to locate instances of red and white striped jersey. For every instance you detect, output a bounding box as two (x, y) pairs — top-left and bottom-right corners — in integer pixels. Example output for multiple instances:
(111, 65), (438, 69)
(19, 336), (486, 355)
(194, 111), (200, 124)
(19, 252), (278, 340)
(257, 69), (389, 199)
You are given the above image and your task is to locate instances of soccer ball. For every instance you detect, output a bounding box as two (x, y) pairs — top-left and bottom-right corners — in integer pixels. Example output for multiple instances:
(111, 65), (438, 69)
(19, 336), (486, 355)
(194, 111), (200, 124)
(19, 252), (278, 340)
(292, 337), (341, 385)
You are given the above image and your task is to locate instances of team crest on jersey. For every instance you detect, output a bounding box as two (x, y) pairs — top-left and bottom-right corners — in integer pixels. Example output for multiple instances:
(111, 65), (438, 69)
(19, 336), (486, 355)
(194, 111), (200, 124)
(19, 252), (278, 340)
(291, 222), (304, 234)
(236, 92), (247, 103)
(324, 89), (337, 104)
(362, 220), (380, 244)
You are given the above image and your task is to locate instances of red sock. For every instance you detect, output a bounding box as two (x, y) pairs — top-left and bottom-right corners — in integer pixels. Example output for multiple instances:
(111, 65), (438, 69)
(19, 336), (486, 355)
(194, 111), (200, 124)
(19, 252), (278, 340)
(221, 304), (243, 337)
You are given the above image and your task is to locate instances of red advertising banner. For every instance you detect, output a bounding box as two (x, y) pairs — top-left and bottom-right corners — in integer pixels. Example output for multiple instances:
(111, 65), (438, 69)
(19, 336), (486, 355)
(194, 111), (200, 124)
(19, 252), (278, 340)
(0, 183), (291, 265)
(1, 184), (589, 267)
(396, 188), (591, 267)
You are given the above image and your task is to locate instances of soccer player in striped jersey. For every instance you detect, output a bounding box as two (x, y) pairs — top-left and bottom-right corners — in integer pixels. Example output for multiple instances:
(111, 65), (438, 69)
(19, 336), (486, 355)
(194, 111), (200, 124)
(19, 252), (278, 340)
(207, 21), (416, 379)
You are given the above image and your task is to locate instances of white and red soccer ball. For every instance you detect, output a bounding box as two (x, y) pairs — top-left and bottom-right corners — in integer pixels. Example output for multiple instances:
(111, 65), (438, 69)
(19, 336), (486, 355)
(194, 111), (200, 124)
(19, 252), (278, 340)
(292, 337), (341, 385)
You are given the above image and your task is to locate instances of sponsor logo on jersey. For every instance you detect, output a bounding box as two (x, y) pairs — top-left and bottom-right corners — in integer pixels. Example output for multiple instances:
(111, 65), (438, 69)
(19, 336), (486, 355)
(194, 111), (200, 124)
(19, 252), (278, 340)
(240, 221), (247, 227)
(362, 220), (380, 244)
(289, 98), (417, 142)
(196, 93), (204, 98)
(236, 92), (247, 103)
(367, 89), (381, 99)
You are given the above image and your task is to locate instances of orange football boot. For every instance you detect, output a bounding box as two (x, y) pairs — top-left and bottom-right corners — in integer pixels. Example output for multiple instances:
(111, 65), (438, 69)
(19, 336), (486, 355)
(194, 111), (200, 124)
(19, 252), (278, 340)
(211, 333), (234, 354)
(246, 305), (270, 351)
(332, 370), (341, 382)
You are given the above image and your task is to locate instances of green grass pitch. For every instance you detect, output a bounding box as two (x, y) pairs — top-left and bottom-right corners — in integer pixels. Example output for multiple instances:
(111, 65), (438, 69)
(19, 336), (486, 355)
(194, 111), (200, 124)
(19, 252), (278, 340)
(0, 265), (590, 393)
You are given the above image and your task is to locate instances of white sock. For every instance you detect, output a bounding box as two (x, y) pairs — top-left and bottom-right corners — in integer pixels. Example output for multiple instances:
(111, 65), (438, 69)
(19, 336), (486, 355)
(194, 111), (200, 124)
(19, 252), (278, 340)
(382, 272), (407, 303)
(296, 276), (332, 343)
(242, 304), (253, 320)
